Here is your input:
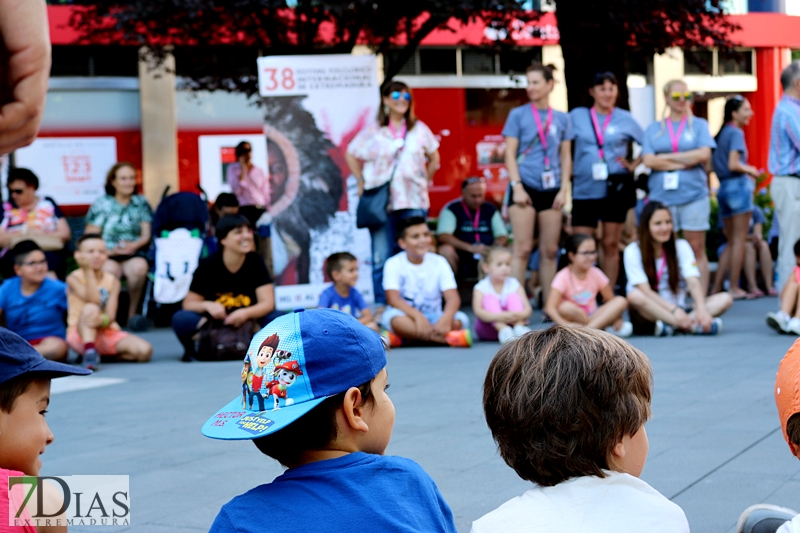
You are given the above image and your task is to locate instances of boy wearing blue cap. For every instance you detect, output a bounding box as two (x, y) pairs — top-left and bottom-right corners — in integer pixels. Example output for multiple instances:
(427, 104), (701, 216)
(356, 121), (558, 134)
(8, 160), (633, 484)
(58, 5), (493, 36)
(203, 308), (457, 533)
(0, 327), (91, 532)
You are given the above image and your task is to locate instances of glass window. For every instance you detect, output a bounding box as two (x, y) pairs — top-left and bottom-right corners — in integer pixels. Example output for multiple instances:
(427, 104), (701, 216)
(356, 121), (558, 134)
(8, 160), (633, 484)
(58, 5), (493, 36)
(466, 88), (529, 127)
(173, 46), (258, 79)
(498, 48), (543, 74)
(419, 49), (457, 75)
(462, 50), (496, 75)
(718, 50), (753, 75)
(384, 50), (418, 76)
(51, 46), (140, 77)
(684, 50), (714, 75)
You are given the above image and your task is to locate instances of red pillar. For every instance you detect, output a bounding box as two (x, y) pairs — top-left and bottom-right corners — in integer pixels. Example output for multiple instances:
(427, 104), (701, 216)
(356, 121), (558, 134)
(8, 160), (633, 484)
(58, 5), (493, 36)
(743, 47), (789, 172)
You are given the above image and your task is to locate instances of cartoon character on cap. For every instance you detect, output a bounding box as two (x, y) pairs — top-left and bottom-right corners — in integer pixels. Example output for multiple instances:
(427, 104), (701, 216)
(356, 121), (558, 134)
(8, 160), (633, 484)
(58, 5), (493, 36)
(266, 360), (303, 410)
(241, 355), (252, 408)
(249, 333), (280, 411)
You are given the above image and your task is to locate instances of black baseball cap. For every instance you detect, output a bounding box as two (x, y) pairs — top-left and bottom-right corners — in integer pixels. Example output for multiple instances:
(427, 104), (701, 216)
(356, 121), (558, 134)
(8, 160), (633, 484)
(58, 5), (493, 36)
(0, 328), (90, 384)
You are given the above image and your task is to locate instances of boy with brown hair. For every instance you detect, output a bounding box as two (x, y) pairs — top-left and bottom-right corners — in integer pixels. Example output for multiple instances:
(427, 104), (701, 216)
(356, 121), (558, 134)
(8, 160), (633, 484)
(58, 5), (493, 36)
(66, 233), (152, 370)
(0, 328), (91, 532)
(473, 326), (689, 532)
(318, 252), (379, 332)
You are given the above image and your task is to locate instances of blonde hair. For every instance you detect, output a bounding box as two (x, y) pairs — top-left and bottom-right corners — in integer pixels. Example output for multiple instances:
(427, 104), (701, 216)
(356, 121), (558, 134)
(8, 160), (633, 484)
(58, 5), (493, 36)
(657, 78), (693, 138)
(479, 246), (513, 279)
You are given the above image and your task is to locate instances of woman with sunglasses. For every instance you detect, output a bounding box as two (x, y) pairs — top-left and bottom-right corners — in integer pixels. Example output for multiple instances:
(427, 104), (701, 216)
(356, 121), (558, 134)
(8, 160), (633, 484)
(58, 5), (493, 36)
(346, 80), (440, 313)
(625, 201), (731, 336)
(503, 63), (574, 303)
(642, 79), (717, 294)
(711, 95), (763, 299)
(0, 167), (71, 279)
(569, 71), (644, 288)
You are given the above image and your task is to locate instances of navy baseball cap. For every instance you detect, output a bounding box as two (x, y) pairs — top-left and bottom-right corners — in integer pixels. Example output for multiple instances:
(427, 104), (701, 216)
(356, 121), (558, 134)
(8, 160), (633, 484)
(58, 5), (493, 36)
(202, 308), (387, 440)
(0, 327), (91, 383)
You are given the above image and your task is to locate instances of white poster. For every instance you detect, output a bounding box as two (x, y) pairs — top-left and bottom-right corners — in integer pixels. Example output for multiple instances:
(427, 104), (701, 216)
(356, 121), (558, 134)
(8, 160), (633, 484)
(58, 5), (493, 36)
(257, 54), (379, 310)
(13, 137), (117, 206)
(198, 134), (269, 201)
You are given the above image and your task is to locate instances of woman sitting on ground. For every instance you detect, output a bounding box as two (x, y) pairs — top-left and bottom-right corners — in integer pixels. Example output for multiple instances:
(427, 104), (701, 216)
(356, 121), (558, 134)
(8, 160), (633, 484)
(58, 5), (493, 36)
(624, 201), (732, 336)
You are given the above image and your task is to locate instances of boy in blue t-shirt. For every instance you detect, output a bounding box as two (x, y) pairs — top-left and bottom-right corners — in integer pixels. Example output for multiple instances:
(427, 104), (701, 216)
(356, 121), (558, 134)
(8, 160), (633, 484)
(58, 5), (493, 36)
(318, 251), (379, 332)
(0, 240), (68, 361)
(203, 309), (458, 533)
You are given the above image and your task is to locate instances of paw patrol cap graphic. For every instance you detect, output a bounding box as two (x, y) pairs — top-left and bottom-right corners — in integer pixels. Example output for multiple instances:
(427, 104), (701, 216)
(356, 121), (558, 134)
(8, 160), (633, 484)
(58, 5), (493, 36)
(202, 308), (387, 440)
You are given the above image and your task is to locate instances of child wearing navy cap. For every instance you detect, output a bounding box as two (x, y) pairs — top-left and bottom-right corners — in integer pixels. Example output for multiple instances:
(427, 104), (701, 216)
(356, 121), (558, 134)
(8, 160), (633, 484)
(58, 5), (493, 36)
(0, 327), (91, 531)
(203, 308), (457, 533)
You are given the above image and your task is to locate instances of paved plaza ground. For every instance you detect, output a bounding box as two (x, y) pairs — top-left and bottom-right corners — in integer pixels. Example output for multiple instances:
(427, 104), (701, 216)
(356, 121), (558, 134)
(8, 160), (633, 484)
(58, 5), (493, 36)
(44, 296), (800, 532)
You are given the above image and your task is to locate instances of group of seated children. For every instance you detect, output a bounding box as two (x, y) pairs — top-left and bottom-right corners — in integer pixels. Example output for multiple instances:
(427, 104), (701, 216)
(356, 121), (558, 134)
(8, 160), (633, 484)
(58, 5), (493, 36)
(0, 235), (152, 370)
(204, 307), (691, 533)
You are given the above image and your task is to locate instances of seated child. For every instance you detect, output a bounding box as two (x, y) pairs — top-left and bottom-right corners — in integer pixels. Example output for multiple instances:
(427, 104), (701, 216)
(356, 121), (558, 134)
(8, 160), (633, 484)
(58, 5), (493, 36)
(473, 326), (689, 532)
(0, 240), (68, 360)
(203, 308), (458, 533)
(472, 246), (532, 343)
(766, 239), (800, 336)
(66, 233), (153, 369)
(381, 217), (471, 347)
(545, 234), (632, 337)
(318, 251), (379, 332)
(0, 327), (91, 532)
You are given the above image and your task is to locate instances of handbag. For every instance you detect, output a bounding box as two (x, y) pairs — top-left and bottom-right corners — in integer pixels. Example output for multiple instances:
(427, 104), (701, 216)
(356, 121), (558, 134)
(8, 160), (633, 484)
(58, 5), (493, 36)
(355, 181), (391, 229)
(196, 318), (258, 361)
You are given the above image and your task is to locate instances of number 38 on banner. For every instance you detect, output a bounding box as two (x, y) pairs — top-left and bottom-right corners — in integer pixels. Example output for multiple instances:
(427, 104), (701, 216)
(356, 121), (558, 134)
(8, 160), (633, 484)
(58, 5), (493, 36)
(261, 68), (295, 92)
(257, 57), (305, 97)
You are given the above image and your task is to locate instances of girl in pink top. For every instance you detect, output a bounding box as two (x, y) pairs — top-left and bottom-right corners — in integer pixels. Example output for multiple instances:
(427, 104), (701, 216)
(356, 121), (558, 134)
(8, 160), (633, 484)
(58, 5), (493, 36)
(545, 234), (632, 336)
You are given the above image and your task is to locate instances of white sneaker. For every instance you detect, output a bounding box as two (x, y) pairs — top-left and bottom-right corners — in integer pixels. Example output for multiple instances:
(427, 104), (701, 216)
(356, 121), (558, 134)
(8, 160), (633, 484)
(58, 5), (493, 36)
(607, 321), (633, 338)
(513, 324), (531, 337)
(787, 317), (800, 336)
(766, 311), (789, 333)
(498, 326), (515, 344)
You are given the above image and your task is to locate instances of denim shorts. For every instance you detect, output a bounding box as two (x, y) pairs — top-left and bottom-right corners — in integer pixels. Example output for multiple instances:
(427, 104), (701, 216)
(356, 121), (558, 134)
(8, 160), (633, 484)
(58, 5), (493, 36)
(717, 176), (754, 218)
(380, 307), (470, 333)
(668, 196), (711, 232)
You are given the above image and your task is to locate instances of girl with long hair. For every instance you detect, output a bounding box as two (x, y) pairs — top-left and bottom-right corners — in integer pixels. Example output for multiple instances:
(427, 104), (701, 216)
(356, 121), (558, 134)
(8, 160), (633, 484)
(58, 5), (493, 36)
(502, 63), (574, 303)
(624, 202), (732, 336)
(641, 79), (717, 294)
(710, 95), (762, 298)
(346, 81), (440, 315)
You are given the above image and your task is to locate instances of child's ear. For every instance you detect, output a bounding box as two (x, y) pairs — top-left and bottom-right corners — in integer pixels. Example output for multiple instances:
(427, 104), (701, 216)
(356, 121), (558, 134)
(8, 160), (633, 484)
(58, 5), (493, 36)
(340, 387), (370, 433)
(611, 439), (626, 460)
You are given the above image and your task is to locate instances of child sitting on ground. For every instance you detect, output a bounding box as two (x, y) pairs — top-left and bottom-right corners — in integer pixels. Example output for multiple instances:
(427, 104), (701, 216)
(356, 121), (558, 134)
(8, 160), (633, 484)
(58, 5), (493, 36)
(66, 233), (153, 369)
(203, 308), (458, 533)
(0, 240), (69, 361)
(318, 252), (379, 332)
(472, 246), (532, 343)
(381, 217), (472, 347)
(473, 326), (689, 532)
(766, 239), (800, 335)
(545, 234), (633, 337)
(0, 328), (91, 532)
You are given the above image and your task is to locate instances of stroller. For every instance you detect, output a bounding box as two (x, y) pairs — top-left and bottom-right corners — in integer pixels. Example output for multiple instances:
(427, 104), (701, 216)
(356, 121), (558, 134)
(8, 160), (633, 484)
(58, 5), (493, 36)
(132, 187), (209, 331)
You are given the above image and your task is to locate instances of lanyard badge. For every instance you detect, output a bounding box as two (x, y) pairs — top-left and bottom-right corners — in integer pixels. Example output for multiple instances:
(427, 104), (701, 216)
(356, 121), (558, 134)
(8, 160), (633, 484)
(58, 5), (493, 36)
(462, 201), (483, 260)
(589, 108), (612, 180)
(532, 106), (557, 188)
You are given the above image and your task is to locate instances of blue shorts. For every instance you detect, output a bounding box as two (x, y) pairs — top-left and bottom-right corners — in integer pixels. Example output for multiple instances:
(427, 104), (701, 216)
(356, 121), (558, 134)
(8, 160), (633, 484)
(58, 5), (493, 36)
(380, 307), (470, 333)
(717, 176), (754, 218)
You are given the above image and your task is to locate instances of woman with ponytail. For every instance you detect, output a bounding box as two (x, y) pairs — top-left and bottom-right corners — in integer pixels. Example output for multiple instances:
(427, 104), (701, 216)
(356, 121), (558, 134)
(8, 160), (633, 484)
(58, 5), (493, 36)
(642, 79), (717, 294)
(624, 201), (732, 336)
(711, 95), (761, 299)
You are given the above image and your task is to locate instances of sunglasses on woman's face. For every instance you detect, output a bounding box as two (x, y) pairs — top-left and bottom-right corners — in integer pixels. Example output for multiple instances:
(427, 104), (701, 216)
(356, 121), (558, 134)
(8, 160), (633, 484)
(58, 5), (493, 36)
(671, 91), (692, 101)
(390, 91), (411, 101)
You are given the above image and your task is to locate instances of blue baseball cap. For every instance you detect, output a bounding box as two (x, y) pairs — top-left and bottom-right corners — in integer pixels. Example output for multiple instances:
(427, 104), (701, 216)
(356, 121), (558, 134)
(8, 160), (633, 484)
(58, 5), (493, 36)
(202, 308), (387, 440)
(0, 327), (91, 383)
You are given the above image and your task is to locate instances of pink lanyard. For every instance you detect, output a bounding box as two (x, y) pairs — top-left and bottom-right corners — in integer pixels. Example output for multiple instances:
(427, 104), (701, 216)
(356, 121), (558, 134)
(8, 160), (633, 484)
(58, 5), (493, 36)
(666, 116), (687, 153)
(590, 107), (613, 160)
(388, 120), (407, 140)
(655, 255), (667, 286)
(461, 201), (481, 244)
(531, 105), (553, 169)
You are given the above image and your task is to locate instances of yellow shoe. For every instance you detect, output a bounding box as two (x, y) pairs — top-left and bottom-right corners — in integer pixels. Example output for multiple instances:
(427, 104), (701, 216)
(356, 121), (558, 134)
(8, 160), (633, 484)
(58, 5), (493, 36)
(445, 329), (473, 348)
(381, 329), (403, 348)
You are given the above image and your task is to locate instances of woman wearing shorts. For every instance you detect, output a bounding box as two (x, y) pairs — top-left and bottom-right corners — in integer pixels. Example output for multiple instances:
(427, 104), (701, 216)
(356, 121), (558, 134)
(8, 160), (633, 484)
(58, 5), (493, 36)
(642, 79), (716, 294)
(570, 71), (643, 287)
(503, 63), (574, 301)
(712, 95), (760, 299)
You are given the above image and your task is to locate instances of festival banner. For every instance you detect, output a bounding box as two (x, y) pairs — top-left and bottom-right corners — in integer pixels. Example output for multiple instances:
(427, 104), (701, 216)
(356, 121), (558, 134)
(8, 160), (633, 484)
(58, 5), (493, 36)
(13, 137), (117, 206)
(257, 54), (379, 310)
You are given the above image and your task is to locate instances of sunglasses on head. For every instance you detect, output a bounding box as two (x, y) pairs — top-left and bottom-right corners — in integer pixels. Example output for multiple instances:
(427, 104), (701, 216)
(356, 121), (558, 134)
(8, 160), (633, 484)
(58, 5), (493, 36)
(390, 91), (411, 101)
(671, 91), (692, 101)
(461, 177), (486, 189)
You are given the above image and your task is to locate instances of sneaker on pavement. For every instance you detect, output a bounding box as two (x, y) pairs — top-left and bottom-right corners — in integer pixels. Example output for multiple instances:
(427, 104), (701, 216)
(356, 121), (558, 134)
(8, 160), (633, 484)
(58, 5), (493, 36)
(498, 326), (515, 344)
(512, 324), (531, 337)
(693, 317), (722, 335)
(787, 317), (800, 336)
(381, 329), (404, 348)
(83, 348), (100, 371)
(736, 503), (798, 533)
(654, 320), (674, 337)
(606, 321), (633, 338)
(445, 329), (473, 348)
(767, 311), (789, 334)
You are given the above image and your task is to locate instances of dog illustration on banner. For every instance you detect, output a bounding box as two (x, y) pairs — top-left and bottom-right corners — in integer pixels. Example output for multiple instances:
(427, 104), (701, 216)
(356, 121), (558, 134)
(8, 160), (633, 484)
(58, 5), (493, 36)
(243, 333), (302, 411)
